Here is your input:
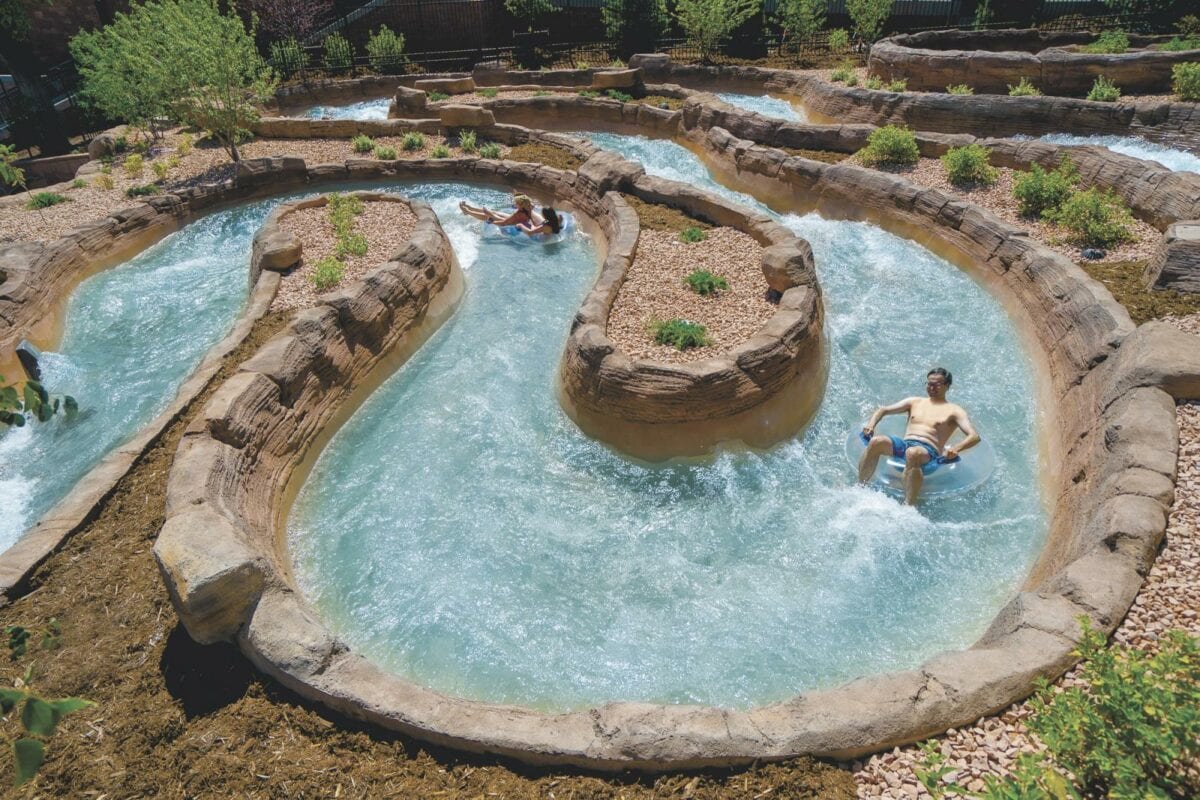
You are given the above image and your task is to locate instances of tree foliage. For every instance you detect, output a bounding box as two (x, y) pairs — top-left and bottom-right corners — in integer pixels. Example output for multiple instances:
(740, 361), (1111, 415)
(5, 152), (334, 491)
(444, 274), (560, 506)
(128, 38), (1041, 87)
(0, 377), (78, 427)
(846, 0), (891, 43)
(602, 0), (669, 59)
(366, 25), (407, 74)
(776, 0), (825, 46)
(505, 0), (557, 32)
(250, 0), (330, 42)
(673, 0), (762, 61)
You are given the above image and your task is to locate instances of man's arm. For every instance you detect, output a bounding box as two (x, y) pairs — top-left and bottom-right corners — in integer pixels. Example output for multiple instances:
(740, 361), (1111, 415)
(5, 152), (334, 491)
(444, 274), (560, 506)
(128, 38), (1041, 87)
(945, 408), (981, 460)
(863, 398), (915, 435)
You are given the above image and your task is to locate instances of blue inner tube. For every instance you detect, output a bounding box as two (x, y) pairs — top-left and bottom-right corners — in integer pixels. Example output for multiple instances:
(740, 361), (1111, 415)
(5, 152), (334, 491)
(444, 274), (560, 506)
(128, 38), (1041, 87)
(484, 212), (575, 244)
(846, 429), (995, 499)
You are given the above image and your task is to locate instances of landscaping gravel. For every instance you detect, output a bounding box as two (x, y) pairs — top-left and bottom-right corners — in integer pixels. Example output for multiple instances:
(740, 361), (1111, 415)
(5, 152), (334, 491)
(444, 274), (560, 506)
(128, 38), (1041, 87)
(606, 227), (771, 364)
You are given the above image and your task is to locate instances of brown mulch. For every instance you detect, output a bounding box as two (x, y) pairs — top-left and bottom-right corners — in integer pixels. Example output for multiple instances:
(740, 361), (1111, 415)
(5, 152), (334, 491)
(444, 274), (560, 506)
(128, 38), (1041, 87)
(1078, 259), (1200, 324)
(506, 142), (585, 171)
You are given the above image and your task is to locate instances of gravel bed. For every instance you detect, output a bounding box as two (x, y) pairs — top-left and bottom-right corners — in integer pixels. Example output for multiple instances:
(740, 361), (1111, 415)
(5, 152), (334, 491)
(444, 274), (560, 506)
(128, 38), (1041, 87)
(865, 156), (1160, 265)
(431, 88), (579, 105)
(273, 197), (418, 312)
(850, 313), (1200, 798)
(606, 227), (771, 364)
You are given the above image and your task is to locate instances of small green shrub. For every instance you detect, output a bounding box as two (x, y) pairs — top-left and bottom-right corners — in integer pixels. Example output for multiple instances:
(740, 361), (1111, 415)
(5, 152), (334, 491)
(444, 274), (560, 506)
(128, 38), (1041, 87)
(679, 226), (708, 243)
(93, 173), (114, 190)
(828, 28), (850, 54)
(945, 83), (974, 95)
(428, 90), (449, 102)
(1173, 62), (1200, 101)
(431, 144), (450, 158)
(401, 132), (425, 151)
(1012, 157), (1078, 216)
(885, 78), (907, 92)
(534, 90), (551, 97)
(1087, 75), (1121, 102)
(830, 62), (855, 82)
(124, 184), (157, 197)
(372, 145), (397, 160)
(1045, 187), (1135, 248)
(131, 138), (151, 155)
(1082, 30), (1129, 54)
(311, 256), (345, 289)
(458, 129), (477, 152)
(177, 132), (193, 156)
(856, 125), (919, 167)
(1180, 14), (1200, 37)
(1159, 35), (1200, 52)
(151, 159), (171, 180)
(605, 88), (632, 102)
(322, 33), (354, 71)
(575, 60), (589, 69)
(351, 134), (375, 153)
(651, 318), (711, 350)
(327, 192), (364, 237)
(845, 73), (859, 87)
(269, 38), (309, 73)
(684, 270), (728, 295)
(941, 144), (997, 187)
(335, 232), (369, 258)
(366, 25), (406, 74)
(26, 192), (69, 209)
(479, 142), (502, 159)
(480, 87), (499, 98)
(113, 135), (128, 153)
(122, 153), (144, 178)
(71, 178), (88, 189)
(578, 89), (600, 98)
(1008, 76), (1042, 96)
(863, 75), (884, 90)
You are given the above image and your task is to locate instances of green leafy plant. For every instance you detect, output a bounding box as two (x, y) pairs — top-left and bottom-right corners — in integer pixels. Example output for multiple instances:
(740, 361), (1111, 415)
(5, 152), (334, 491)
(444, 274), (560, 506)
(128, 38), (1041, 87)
(610, 58), (626, 68)
(576, 60), (589, 69)
(0, 656), (93, 785)
(505, 0), (556, 33)
(366, 25), (406, 74)
(578, 89), (600, 98)
(457, 129), (477, 152)
(351, 134), (375, 153)
(327, 192), (364, 238)
(863, 75), (884, 90)
(1044, 187), (1135, 248)
(679, 225), (708, 243)
(122, 152), (144, 178)
(125, 184), (158, 197)
(322, 32), (354, 71)
(946, 83), (974, 95)
(401, 131), (425, 151)
(335, 232), (368, 258)
(311, 255), (344, 290)
(1173, 62), (1200, 101)
(113, 135), (128, 153)
(844, 72), (859, 87)
(973, 0), (992, 29)
(846, 0), (891, 43)
(177, 132), (193, 156)
(885, 78), (907, 92)
(151, 159), (171, 180)
(534, 89), (551, 96)
(1087, 75), (1121, 102)
(1082, 30), (1129, 54)
(777, 0), (825, 48)
(1159, 35), (1200, 51)
(479, 142), (502, 159)
(941, 144), (997, 186)
(672, 0), (762, 62)
(830, 62), (854, 82)
(827, 28), (850, 54)
(480, 87), (499, 98)
(1180, 14), (1200, 37)
(0, 378), (78, 427)
(93, 173), (114, 190)
(428, 90), (449, 102)
(913, 740), (961, 799)
(605, 88), (632, 102)
(372, 145), (397, 160)
(684, 269), (728, 295)
(268, 37), (309, 74)
(602, 0), (668, 60)
(651, 318), (712, 350)
(431, 144), (451, 158)
(71, 178), (88, 189)
(1008, 76), (1042, 96)
(856, 125), (919, 167)
(25, 192), (69, 209)
(1012, 157), (1078, 216)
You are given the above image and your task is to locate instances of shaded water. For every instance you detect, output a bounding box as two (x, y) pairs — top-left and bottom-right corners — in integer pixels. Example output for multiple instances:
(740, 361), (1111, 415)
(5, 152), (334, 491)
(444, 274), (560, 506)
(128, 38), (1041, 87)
(289, 150), (1046, 710)
(715, 92), (808, 122)
(1036, 133), (1200, 173)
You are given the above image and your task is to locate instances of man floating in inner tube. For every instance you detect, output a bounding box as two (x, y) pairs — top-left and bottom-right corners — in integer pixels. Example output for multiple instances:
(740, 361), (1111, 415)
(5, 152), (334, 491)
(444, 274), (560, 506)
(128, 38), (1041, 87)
(857, 367), (981, 505)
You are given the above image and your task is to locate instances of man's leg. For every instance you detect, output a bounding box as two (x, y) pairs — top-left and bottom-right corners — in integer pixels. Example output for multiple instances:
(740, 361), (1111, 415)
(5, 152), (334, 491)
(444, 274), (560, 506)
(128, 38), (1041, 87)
(903, 446), (931, 505)
(857, 435), (895, 483)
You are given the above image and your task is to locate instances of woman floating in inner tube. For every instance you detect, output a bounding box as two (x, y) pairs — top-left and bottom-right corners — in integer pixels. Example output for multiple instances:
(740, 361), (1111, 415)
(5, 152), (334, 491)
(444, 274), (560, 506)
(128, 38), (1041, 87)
(857, 367), (981, 505)
(459, 194), (563, 238)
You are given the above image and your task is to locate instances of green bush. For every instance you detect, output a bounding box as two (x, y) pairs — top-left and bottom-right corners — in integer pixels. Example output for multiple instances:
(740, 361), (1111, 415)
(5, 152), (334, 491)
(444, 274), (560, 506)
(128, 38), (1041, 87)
(1087, 75), (1121, 102)
(372, 145), (397, 160)
(431, 144), (450, 158)
(605, 88), (633, 102)
(366, 25), (406, 74)
(844, 72), (859, 87)
(684, 270), (728, 295)
(458, 130), (477, 152)
(122, 153), (144, 178)
(827, 28), (850, 54)
(885, 78), (907, 92)
(846, 0), (891, 43)
(26, 192), (69, 209)
(401, 132), (425, 151)
(1008, 76), (1042, 96)
(113, 135), (128, 153)
(863, 75), (884, 90)
(269, 38), (309, 73)
(1012, 157), (1078, 216)
(322, 33), (354, 71)
(856, 125), (919, 167)
(124, 184), (158, 197)
(578, 89), (600, 98)
(672, 0), (762, 62)
(480, 87), (499, 98)
(428, 90), (449, 102)
(327, 192), (364, 237)
(830, 61), (855, 82)
(1173, 62), (1200, 101)
(351, 134), (375, 153)
(1045, 187), (1135, 248)
(941, 144), (997, 186)
(679, 225), (708, 243)
(1082, 30), (1129, 54)
(651, 318), (712, 350)
(311, 256), (344, 290)
(1159, 35), (1200, 51)
(94, 173), (114, 190)
(71, 178), (88, 189)
(335, 232), (369, 258)
(945, 83), (973, 95)
(479, 142), (502, 159)
(1180, 14), (1200, 37)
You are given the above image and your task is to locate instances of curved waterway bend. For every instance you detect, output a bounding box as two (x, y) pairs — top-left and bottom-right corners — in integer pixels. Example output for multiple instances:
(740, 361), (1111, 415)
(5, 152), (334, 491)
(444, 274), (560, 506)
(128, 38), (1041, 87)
(289, 166), (1046, 711)
(715, 92), (808, 122)
(1033, 133), (1200, 173)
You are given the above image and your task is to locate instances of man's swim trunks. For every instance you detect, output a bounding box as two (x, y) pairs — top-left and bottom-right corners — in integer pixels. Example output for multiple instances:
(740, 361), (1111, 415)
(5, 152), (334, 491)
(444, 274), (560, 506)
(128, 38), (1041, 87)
(889, 436), (944, 474)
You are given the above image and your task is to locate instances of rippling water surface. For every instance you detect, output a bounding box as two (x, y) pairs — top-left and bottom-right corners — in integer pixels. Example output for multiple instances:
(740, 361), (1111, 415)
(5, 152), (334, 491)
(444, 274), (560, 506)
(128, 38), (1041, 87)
(1036, 133), (1200, 173)
(715, 92), (808, 122)
(303, 99), (392, 120)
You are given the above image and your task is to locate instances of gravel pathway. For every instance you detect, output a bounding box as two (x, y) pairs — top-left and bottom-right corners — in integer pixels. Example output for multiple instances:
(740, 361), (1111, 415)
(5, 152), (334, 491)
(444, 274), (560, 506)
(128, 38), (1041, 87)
(606, 227), (770, 364)
(849, 312), (1200, 799)
(432, 88), (579, 105)
(273, 197), (418, 312)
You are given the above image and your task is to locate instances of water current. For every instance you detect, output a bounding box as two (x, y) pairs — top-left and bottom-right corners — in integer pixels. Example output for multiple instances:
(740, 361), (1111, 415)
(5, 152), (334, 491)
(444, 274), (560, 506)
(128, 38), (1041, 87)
(1035, 133), (1200, 173)
(303, 99), (392, 120)
(715, 92), (808, 122)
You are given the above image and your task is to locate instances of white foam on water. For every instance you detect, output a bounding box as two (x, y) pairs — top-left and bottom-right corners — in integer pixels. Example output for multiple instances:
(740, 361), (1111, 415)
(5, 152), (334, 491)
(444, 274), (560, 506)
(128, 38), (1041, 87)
(303, 99), (392, 120)
(715, 92), (808, 122)
(1036, 133), (1200, 173)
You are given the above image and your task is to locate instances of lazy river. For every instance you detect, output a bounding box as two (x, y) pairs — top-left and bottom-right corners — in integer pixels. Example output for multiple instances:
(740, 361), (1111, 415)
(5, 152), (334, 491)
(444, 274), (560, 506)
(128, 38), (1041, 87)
(715, 92), (808, 122)
(303, 98), (392, 120)
(288, 146), (1045, 711)
(1034, 133), (1200, 172)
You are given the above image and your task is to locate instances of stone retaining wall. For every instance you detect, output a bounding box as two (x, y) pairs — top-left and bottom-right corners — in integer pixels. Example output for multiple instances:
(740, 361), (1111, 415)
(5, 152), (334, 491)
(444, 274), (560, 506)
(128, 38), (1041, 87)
(870, 29), (1199, 95)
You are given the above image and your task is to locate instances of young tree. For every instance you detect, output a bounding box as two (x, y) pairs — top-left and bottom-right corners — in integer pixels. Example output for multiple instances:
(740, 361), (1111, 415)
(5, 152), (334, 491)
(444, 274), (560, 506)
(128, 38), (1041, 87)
(602, 0), (669, 59)
(777, 0), (826, 50)
(673, 0), (762, 61)
(251, 0), (330, 42)
(846, 0), (891, 43)
(505, 0), (557, 33)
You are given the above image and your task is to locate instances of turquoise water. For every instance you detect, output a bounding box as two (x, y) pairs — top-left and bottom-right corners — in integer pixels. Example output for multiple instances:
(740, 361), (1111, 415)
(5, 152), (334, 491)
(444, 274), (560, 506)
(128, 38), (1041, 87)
(0, 205), (267, 549)
(289, 150), (1046, 711)
(715, 92), (807, 122)
(1035, 133), (1200, 173)
(304, 99), (391, 120)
